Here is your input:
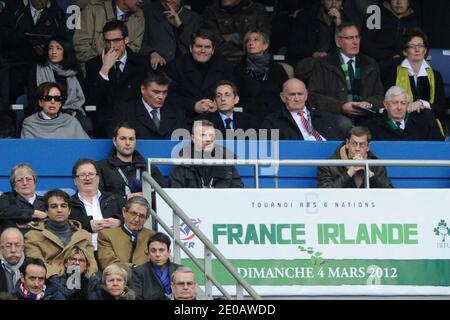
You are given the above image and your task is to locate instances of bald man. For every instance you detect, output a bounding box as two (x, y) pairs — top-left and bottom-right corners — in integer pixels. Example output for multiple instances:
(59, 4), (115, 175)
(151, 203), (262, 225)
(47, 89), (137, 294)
(261, 78), (341, 140)
(0, 228), (26, 293)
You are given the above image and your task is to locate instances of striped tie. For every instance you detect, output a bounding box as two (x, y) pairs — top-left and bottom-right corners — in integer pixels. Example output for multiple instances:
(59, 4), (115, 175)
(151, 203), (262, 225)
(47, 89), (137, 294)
(298, 112), (323, 141)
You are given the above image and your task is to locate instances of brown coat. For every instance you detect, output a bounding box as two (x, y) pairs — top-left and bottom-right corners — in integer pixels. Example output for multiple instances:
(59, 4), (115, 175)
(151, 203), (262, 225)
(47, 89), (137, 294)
(73, 0), (145, 62)
(97, 226), (155, 270)
(24, 220), (97, 278)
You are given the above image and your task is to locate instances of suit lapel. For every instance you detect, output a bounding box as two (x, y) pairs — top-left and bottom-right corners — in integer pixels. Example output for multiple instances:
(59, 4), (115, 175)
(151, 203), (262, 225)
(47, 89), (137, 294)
(136, 100), (159, 132)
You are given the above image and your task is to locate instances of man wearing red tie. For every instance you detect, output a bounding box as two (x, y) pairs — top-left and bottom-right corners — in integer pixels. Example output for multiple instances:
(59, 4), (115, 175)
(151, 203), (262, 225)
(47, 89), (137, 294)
(261, 78), (340, 140)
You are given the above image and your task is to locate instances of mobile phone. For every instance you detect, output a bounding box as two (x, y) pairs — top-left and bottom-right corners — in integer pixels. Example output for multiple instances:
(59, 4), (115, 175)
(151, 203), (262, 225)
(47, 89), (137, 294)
(352, 104), (377, 114)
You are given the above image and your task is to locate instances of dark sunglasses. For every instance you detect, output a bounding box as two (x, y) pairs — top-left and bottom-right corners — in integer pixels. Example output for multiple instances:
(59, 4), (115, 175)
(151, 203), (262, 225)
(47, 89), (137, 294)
(41, 95), (63, 102)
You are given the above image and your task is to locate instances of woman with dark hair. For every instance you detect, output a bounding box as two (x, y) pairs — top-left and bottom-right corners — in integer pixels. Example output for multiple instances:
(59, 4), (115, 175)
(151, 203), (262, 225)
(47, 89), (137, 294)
(234, 30), (288, 125)
(28, 36), (92, 134)
(21, 82), (89, 139)
(384, 27), (446, 125)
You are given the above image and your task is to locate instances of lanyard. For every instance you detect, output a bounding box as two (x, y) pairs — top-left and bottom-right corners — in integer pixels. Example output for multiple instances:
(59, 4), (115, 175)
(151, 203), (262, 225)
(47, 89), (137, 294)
(117, 167), (141, 195)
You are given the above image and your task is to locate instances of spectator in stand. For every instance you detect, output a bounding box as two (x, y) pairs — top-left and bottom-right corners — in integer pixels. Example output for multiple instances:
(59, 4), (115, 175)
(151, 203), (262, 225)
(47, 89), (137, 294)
(24, 189), (98, 278)
(109, 70), (187, 139)
(49, 245), (101, 300)
(170, 266), (198, 300)
(165, 29), (234, 120)
(1, 0), (66, 103)
(286, 0), (351, 66)
(0, 164), (46, 234)
(234, 30), (288, 124)
(89, 263), (136, 300)
(69, 158), (124, 251)
(14, 257), (64, 300)
(307, 22), (384, 139)
(361, 86), (443, 141)
(98, 196), (155, 271)
(21, 82), (90, 139)
(169, 120), (244, 188)
(130, 232), (181, 300)
(0, 228), (26, 294)
(317, 126), (393, 188)
(73, 0), (144, 63)
(98, 122), (167, 201)
(197, 80), (258, 139)
(140, 0), (202, 70)
(261, 78), (340, 140)
(361, 0), (419, 63)
(84, 20), (149, 138)
(27, 35), (92, 135)
(202, 0), (271, 66)
(383, 28), (446, 126)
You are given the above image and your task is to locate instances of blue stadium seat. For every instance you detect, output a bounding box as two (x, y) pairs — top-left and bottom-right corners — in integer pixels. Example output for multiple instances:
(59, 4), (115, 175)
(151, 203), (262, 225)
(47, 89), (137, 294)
(428, 48), (450, 98)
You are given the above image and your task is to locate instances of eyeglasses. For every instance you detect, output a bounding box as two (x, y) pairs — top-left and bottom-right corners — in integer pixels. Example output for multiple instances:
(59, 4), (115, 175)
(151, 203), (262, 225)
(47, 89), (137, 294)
(104, 37), (124, 44)
(339, 35), (361, 41)
(67, 257), (87, 264)
(1, 243), (24, 250)
(41, 95), (63, 102)
(127, 210), (148, 220)
(76, 172), (98, 179)
(406, 44), (425, 50)
(14, 177), (34, 184)
(174, 281), (195, 287)
(349, 141), (368, 148)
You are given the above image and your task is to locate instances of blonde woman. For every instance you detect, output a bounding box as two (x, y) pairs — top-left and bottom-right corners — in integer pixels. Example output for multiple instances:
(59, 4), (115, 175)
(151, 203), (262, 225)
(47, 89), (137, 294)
(90, 264), (135, 300)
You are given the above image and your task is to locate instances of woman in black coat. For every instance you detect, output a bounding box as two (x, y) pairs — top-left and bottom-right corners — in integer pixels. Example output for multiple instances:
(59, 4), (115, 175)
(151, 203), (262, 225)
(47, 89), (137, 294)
(234, 30), (288, 125)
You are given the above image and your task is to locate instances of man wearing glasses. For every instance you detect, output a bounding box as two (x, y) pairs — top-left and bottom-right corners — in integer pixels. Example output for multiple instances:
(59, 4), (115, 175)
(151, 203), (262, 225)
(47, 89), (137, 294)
(98, 196), (155, 271)
(308, 22), (384, 139)
(0, 163), (46, 234)
(0, 227), (26, 294)
(69, 159), (124, 252)
(170, 266), (198, 300)
(84, 20), (149, 138)
(24, 189), (97, 278)
(316, 126), (393, 188)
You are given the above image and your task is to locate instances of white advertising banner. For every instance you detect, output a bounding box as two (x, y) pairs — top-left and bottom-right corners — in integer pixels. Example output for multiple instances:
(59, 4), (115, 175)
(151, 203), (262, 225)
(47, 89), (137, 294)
(154, 189), (450, 296)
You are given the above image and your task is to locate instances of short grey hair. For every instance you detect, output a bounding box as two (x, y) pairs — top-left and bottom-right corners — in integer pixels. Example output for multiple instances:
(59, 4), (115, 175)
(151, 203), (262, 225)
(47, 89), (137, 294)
(9, 163), (37, 188)
(335, 22), (359, 40)
(192, 119), (214, 134)
(102, 263), (129, 286)
(170, 266), (196, 283)
(124, 195), (150, 216)
(384, 86), (409, 102)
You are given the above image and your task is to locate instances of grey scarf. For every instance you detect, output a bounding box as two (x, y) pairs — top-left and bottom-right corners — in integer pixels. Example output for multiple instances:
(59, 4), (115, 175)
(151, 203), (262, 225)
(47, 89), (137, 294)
(246, 52), (271, 81)
(1, 254), (25, 292)
(36, 63), (86, 115)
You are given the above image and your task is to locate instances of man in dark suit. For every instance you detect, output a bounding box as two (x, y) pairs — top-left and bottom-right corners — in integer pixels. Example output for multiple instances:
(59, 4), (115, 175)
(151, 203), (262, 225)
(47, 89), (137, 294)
(197, 80), (258, 140)
(108, 70), (187, 139)
(165, 28), (235, 120)
(130, 232), (181, 300)
(261, 78), (341, 140)
(85, 20), (149, 138)
(362, 86), (444, 141)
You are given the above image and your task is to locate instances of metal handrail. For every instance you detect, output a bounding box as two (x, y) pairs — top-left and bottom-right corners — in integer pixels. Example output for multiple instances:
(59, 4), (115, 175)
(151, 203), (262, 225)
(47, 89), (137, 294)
(149, 158), (450, 189)
(142, 172), (262, 300)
